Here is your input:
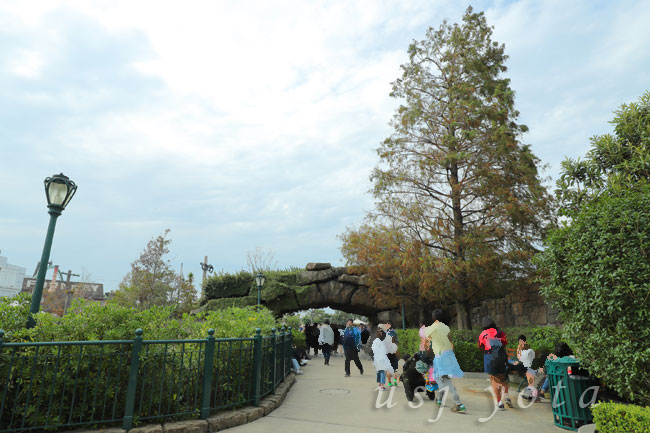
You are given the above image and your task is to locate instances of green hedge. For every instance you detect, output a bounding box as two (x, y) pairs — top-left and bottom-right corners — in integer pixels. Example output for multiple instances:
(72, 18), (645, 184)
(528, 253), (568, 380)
(592, 402), (650, 433)
(292, 328), (306, 350)
(203, 271), (254, 300)
(201, 269), (304, 315)
(0, 295), (292, 432)
(395, 326), (563, 372)
(0, 294), (279, 342)
(537, 184), (650, 404)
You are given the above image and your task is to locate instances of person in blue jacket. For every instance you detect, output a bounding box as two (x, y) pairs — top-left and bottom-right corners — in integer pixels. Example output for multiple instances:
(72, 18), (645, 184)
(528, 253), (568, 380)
(342, 318), (363, 377)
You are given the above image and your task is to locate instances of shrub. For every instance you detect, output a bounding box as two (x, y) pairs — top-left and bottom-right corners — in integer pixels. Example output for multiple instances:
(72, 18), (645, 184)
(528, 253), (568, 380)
(202, 269), (303, 306)
(0, 292), (32, 337)
(0, 294), (281, 342)
(291, 328), (306, 350)
(395, 328), (420, 356)
(592, 402), (650, 433)
(202, 271), (254, 301)
(0, 297), (289, 432)
(537, 184), (650, 404)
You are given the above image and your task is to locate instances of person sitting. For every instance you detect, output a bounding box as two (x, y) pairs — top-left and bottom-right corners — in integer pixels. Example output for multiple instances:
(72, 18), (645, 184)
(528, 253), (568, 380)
(291, 346), (305, 374)
(539, 342), (574, 396)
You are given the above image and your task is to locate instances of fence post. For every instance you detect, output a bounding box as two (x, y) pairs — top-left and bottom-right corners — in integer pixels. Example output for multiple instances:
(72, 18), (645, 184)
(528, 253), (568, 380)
(200, 328), (215, 419)
(0, 330), (4, 353)
(280, 326), (286, 380)
(251, 328), (262, 406)
(288, 327), (293, 376)
(123, 328), (143, 431)
(271, 328), (277, 392)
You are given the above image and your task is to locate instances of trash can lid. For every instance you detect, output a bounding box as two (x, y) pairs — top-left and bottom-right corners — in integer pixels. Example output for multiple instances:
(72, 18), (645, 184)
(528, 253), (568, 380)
(556, 356), (579, 363)
(546, 356), (579, 365)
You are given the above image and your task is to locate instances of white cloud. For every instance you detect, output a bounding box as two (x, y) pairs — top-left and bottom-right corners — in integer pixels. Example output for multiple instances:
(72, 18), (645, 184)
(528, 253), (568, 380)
(8, 49), (45, 78)
(1, 0), (649, 290)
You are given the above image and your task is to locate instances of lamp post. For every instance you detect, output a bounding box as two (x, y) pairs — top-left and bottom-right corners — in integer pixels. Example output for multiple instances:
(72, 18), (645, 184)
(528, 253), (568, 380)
(255, 272), (266, 308)
(27, 173), (77, 328)
(199, 256), (214, 292)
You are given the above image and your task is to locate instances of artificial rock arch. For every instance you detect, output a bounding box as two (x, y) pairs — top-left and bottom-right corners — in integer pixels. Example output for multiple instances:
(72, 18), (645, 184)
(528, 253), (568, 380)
(201, 263), (398, 326)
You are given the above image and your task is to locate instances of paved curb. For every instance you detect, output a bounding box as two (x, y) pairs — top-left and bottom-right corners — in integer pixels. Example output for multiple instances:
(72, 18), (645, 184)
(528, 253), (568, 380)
(60, 374), (297, 433)
(206, 374), (296, 431)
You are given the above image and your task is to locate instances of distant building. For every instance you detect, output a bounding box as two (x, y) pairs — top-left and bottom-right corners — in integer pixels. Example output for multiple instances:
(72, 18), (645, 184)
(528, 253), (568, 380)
(0, 254), (27, 298)
(21, 278), (105, 301)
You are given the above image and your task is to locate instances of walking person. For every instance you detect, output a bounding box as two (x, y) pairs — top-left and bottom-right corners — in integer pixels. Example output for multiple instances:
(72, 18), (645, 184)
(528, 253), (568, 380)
(343, 318), (363, 377)
(384, 320), (400, 386)
(423, 309), (467, 413)
(478, 317), (511, 410)
(371, 328), (393, 391)
(318, 319), (335, 365)
(360, 324), (370, 345)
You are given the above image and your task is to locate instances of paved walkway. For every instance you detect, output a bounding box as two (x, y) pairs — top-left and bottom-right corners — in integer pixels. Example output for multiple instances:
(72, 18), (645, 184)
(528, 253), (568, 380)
(230, 353), (564, 433)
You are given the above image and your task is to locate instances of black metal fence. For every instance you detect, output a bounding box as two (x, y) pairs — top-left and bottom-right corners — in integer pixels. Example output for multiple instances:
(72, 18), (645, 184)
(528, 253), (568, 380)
(0, 327), (293, 432)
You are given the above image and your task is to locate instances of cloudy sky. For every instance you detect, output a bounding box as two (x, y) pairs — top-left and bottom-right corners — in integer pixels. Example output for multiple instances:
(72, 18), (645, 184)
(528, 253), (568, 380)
(1, 0), (649, 292)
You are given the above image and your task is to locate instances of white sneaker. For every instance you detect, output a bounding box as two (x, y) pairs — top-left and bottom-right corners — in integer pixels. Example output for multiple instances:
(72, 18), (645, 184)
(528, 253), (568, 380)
(295, 370), (304, 375)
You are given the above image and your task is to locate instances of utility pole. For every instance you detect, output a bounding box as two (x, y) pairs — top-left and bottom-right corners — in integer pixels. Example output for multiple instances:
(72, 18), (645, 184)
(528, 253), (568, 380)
(62, 269), (80, 315)
(177, 263), (184, 304)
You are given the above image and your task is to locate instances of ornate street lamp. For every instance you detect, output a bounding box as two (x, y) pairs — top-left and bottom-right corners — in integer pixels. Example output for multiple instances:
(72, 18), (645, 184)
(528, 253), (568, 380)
(199, 257), (214, 287)
(255, 272), (266, 308)
(27, 173), (77, 328)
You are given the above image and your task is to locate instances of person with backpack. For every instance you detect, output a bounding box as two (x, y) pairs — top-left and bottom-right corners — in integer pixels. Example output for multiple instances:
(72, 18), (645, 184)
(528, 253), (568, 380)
(478, 317), (511, 410)
(342, 318), (363, 377)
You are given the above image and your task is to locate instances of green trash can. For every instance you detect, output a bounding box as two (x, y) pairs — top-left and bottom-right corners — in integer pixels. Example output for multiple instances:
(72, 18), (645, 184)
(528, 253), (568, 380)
(546, 357), (600, 431)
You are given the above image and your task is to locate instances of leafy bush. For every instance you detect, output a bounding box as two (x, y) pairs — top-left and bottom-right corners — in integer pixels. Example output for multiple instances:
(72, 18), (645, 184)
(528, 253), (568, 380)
(394, 326), (563, 372)
(592, 402), (650, 433)
(202, 269), (303, 305)
(0, 292), (32, 335)
(202, 271), (254, 301)
(0, 296), (290, 432)
(291, 328), (306, 350)
(0, 295), (280, 343)
(537, 184), (650, 404)
(395, 328), (420, 357)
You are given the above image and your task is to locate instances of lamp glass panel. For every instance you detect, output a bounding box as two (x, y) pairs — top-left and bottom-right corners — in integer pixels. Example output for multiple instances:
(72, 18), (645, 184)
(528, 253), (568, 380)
(48, 181), (67, 205)
(255, 274), (265, 287)
(62, 186), (76, 207)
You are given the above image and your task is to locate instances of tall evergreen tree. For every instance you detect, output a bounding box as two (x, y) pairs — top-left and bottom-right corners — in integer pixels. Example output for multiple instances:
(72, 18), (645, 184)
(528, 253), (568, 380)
(363, 7), (552, 328)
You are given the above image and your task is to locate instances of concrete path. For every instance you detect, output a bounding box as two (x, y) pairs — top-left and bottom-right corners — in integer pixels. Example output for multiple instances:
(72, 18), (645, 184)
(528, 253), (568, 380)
(230, 353), (564, 433)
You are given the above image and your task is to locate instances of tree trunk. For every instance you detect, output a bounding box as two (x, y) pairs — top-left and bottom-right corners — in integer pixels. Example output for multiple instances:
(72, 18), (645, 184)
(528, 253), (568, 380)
(449, 158), (473, 331)
(455, 300), (472, 330)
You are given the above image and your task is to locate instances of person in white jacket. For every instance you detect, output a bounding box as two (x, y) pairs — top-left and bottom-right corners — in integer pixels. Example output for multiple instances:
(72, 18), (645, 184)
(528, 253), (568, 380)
(379, 324), (398, 386)
(518, 344), (536, 386)
(318, 319), (335, 365)
(371, 329), (393, 390)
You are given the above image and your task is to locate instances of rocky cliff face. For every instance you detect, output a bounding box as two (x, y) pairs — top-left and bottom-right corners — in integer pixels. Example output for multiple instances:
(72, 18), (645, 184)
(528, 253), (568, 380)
(200, 262), (560, 328)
